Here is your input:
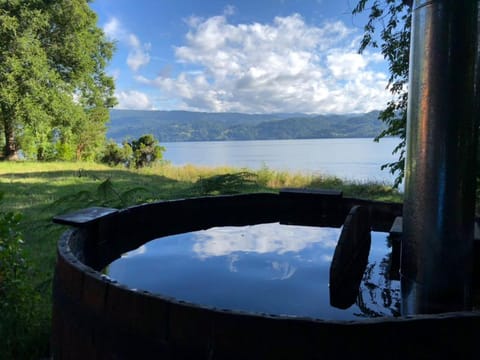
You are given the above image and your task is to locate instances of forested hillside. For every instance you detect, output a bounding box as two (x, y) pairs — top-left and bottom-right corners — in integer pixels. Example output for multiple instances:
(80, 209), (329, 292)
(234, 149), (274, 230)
(107, 110), (384, 142)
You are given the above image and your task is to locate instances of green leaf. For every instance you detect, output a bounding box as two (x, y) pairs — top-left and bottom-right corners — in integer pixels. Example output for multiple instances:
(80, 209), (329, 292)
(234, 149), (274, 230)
(353, 0), (412, 187)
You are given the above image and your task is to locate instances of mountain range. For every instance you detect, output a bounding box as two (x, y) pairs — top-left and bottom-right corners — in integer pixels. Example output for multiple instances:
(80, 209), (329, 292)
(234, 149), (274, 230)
(107, 110), (385, 142)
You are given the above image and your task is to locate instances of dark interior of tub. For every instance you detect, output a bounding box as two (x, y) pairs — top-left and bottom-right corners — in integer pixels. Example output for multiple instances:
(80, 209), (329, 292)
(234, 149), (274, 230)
(104, 223), (400, 320)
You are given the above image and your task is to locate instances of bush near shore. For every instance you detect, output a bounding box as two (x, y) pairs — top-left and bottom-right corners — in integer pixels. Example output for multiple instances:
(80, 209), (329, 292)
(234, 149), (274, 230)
(0, 161), (401, 359)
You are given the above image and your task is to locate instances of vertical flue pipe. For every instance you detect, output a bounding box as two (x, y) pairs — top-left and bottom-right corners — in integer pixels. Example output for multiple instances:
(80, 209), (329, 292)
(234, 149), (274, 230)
(401, 0), (479, 314)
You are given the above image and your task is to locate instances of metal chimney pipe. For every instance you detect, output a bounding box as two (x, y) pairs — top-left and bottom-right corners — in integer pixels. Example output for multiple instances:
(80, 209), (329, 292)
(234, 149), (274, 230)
(401, 0), (479, 314)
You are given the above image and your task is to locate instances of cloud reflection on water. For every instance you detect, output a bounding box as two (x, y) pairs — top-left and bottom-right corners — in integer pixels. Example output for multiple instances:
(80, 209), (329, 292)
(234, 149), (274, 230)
(121, 244), (146, 258)
(270, 261), (297, 280)
(192, 223), (339, 259)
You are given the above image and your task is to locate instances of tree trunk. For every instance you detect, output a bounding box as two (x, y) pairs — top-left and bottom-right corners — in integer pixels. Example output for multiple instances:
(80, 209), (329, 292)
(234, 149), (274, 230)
(37, 147), (45, 161)
(76, 143), (85, 161)
(3, 123), (18, 160)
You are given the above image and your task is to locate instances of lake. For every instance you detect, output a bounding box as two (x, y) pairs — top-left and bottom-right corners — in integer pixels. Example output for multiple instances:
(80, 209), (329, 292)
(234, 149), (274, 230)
(162, 138), (400, 184)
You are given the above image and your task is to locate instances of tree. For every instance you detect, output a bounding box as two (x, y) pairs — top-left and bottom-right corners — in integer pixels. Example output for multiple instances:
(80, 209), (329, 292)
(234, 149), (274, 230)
(353, 0), (412, 187)
(130, 134), (166, 168)
(0, 0), (116, 161)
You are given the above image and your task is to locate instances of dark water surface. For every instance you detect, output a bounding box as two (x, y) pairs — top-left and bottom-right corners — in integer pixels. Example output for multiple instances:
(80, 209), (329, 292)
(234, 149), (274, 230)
(106, 223), (400, 321)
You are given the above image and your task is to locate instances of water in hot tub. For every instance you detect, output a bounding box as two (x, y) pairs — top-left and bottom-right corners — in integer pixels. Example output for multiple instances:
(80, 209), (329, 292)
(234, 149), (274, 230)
(105, 223), (400, 320)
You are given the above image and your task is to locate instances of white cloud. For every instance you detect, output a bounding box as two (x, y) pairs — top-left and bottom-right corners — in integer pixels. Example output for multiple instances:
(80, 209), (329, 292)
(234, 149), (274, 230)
(110, 68), (121, 80)
(127, 33), (141, 48)
(104, 17), (151, 72)
(104, 17), (123, 39)
(223, 5), (236, 16)
(127, 35), (151, 72)
(137, 13), (390, 113)
(115, 90), (154, 110)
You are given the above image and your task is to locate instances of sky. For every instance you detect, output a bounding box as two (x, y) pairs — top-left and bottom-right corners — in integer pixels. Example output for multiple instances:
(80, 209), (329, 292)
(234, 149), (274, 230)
(89, 0), (392, 114)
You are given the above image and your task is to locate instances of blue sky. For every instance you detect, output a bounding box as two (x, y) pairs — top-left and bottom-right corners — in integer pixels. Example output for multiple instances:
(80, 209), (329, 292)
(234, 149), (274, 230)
(90, 0), (391, 114)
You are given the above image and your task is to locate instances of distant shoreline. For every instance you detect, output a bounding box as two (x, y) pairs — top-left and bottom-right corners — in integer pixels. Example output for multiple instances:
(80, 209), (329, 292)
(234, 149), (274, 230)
(158, 136), (392, 143)
(107, 109), (386, 143)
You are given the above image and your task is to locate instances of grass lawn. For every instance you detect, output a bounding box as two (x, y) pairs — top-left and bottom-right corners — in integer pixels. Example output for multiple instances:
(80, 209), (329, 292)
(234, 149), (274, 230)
(0, 161), (402, 359)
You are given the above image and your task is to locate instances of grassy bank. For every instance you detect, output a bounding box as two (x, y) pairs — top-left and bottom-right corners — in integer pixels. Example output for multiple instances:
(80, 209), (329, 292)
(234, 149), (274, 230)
(0, 161), (402, 359)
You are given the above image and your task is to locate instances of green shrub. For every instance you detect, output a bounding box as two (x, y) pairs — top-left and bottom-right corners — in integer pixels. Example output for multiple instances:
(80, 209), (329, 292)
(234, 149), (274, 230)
(193, 172), (260, 195)
(100, 140), (132, 166)
(0, 193), (46, 359)
(100, 135), (165, 168)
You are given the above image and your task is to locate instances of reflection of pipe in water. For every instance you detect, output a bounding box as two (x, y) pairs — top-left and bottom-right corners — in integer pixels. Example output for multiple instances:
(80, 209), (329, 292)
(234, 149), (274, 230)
(330, 206), (371, 309)
(401, 0), (479, 314)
